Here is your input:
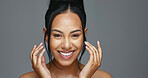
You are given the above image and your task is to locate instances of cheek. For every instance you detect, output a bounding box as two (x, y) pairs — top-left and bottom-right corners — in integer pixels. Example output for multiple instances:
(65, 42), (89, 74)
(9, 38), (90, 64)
(49, 37), (61, 51)
(73, 37), (84, 50)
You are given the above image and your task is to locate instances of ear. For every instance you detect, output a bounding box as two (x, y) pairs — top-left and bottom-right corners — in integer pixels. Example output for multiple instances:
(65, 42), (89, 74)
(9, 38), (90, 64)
(43, 27), (48, 42)
(84, 28), (88, 37)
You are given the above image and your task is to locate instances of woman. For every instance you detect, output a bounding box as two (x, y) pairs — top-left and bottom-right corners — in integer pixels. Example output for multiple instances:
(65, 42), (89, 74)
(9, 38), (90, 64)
(20, 0), (112, 78)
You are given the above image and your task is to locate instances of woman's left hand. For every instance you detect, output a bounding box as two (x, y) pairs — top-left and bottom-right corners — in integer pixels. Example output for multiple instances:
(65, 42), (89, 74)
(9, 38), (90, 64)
(79, 41), (103, 78)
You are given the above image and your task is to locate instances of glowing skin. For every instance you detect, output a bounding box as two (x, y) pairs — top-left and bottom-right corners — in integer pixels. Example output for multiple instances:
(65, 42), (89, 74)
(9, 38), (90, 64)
(49, 12), (86, 66)
(20, 12), (112, 78)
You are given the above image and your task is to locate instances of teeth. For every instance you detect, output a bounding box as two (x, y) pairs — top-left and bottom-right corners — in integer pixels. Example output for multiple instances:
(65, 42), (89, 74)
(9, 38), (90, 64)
(59, 51), (74, 56)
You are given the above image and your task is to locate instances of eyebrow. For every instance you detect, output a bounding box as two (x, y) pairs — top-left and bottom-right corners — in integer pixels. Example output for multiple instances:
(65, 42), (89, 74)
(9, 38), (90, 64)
(51, 29), (81, 34)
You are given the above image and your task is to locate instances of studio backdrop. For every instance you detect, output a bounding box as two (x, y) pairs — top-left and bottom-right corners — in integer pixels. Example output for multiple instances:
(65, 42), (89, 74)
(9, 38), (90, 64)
(0, 0), (148, 78)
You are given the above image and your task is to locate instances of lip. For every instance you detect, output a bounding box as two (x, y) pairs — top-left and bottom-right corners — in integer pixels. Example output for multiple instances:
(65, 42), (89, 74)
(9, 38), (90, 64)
(57, 50), (75, 53)
(57, 50), (76, 59)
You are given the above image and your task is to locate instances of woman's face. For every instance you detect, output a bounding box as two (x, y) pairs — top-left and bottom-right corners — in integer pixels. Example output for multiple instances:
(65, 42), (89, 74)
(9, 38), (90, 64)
(49, 12), (87, 66)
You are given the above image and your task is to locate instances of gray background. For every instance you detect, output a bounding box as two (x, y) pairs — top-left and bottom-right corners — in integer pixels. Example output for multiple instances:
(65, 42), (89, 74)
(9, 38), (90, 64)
(0, 0), (148, 78)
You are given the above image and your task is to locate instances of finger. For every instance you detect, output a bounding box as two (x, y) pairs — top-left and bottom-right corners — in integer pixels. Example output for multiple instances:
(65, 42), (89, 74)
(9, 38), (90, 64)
(90, 41), (100, 63)
(33, 45), (44, 56)
(97, 41), (103, 61)
(33, 43), (43, 54)
(86, 42), (99, 58)
(85, 46), (94, 63)
(30, 45), (36, 63)
(85, 42), (97, 63)
(32, 45), (44, 65)
(37, 48), (46, 66)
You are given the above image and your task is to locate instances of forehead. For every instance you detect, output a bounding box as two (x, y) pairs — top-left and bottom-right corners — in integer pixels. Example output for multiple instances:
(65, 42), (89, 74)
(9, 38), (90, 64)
(51, 12), (82, 31)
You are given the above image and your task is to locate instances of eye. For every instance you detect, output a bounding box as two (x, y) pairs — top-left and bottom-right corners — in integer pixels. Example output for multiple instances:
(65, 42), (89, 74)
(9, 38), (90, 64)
(71, 34), (79, 37)
(53, 34), (62, 37)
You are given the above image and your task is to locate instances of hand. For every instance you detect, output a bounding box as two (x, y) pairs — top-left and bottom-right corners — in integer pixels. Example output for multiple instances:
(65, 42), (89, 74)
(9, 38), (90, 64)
(79, 41), (103, 78)
(30, 43), (51, 78)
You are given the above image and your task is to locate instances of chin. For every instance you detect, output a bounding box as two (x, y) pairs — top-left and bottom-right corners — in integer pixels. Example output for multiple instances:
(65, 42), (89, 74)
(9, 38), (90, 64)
(58, 60), (75, 66)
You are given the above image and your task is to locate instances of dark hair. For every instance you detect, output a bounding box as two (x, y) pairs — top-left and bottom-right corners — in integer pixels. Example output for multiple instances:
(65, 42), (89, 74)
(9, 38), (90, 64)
(44, 0), (86, 70)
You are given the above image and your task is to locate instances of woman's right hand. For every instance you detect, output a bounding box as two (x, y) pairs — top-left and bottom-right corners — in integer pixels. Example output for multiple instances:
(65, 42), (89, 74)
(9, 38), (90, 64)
(30, 42), (51, 78)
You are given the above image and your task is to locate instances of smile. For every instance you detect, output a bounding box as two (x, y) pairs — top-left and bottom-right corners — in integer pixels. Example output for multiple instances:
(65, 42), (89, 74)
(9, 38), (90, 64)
(57, 50), (75, 56)
(57, 50), (76, 59)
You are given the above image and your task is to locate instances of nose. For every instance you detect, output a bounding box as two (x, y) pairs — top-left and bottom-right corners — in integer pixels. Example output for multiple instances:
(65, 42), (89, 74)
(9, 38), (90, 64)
(61, 37), (72, 50)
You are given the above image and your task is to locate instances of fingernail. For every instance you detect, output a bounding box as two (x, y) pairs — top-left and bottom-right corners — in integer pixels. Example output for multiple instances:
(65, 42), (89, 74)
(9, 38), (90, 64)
(84, 41), (87, 44)
(97, 41), (100, 44)
(85, 46), (88, 48)
(40, 42), (43, 45)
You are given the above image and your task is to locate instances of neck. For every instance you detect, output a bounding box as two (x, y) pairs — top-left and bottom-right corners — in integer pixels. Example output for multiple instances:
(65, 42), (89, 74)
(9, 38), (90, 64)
(48, 58), (81, 77)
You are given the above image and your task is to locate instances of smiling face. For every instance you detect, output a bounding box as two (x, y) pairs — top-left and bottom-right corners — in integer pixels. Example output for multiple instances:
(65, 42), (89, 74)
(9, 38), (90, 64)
(47, 12), (87, 66)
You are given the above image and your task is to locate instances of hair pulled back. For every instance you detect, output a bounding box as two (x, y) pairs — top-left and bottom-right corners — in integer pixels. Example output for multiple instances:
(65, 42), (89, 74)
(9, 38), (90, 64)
(44, 0), (86, 69)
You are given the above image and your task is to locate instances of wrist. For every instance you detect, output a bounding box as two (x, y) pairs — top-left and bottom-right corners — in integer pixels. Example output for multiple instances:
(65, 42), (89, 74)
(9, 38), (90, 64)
(79, 74), (87, 78)
(41, 76), (51, 78)
(79, 74), (91, 78)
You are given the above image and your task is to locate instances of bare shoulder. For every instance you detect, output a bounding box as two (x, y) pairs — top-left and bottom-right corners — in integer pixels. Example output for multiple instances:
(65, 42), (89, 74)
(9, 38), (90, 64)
(92, 69), (112, 78)
(19, 71), (39, 78)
